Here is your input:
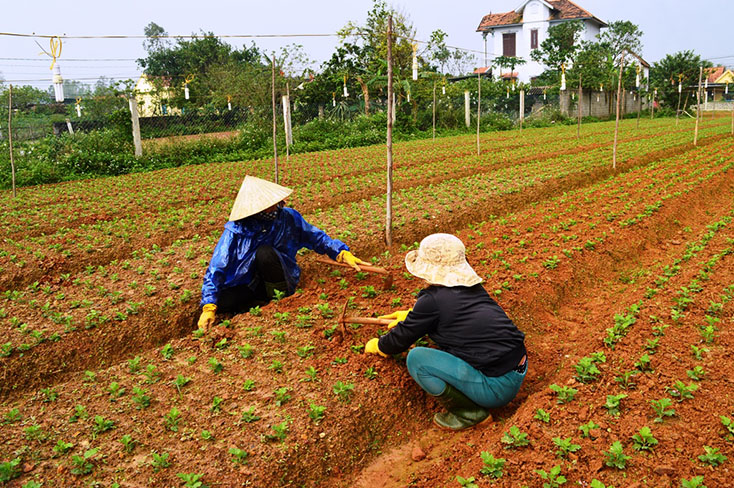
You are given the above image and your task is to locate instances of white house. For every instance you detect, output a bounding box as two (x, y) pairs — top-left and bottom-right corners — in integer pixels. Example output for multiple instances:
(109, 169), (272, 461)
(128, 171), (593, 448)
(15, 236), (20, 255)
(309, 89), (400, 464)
(477, 0), (608, 82)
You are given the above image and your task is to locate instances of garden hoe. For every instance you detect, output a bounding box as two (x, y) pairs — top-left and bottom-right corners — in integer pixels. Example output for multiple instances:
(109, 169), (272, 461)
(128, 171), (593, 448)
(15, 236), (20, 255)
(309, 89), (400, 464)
(337, 299), (392, 337)
(316, 257), (393, 290)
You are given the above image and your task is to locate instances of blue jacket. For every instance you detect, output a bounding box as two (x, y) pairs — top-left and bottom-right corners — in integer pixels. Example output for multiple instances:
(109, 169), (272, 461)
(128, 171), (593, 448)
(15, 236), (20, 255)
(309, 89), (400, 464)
(200, 207), (348, 306)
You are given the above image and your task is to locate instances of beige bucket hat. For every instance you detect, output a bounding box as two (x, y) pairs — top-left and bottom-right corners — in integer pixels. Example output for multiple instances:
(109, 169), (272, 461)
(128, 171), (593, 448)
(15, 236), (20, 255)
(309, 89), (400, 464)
(405, 233), (483, 287)
(229, 175), (293, 221)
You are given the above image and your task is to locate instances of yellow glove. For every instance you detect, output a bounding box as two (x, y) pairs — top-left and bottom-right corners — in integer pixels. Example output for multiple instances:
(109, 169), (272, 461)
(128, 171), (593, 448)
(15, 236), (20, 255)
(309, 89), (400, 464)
(198, 304), (217, 332)
(365, 338), (387, 357)
(379, 309), (412, 329)
(337, 250), (368, 271)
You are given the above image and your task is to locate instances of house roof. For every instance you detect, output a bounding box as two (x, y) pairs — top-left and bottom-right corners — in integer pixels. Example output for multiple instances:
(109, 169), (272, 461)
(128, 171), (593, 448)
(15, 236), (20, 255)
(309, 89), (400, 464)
(706, 66), (725, 83)
(477, 0), (607, 32)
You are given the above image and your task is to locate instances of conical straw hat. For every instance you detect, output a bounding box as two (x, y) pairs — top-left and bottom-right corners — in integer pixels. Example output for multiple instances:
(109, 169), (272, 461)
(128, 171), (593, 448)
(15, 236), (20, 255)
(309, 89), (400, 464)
(404, 234), (483, 287)
(228, 175), (293, 221)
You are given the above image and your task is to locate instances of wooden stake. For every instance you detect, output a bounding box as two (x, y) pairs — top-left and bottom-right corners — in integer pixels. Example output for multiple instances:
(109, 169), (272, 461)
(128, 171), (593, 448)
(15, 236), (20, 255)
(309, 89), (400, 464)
(636, 89), (642, 129)
(520, 88), (525, 132)
(432, 79), (436, 141)
(476, 72), (481, 156)
(271, 54), (279, 184)
(694, 66), (702, 146)
(8, 84), (16, 198)
(612, 54), (625, 170)
(577, 73), (582, 139)
(385, 15), (394, 247)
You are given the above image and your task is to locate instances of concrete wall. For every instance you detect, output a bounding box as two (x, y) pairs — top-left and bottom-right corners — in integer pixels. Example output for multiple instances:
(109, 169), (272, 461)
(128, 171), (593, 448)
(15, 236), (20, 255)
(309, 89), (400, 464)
(560, 90), (649, 118)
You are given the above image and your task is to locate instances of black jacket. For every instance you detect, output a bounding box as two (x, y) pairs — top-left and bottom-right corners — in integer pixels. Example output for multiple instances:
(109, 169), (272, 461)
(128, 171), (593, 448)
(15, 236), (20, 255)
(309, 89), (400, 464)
(378, 284), (526, 377)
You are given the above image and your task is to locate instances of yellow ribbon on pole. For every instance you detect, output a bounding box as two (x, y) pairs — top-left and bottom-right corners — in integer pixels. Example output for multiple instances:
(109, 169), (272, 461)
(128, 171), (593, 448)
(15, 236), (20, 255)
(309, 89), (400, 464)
(48, 36), (62, 70)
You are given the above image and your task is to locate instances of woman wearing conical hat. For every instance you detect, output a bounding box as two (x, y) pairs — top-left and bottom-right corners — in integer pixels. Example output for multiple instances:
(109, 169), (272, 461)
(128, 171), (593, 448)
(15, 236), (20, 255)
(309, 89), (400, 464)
(364, 234), (527, 430)
(197, 175), (366, 331)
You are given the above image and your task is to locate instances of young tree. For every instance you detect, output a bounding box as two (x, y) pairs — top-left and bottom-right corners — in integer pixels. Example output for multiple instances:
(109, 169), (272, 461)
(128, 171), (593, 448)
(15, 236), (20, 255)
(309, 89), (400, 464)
(143, 22), (170, 54)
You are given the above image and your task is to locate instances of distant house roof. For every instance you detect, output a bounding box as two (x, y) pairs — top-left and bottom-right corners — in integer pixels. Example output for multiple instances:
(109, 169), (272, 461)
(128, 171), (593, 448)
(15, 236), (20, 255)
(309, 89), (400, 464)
(477, 0), (607, 32)
(706, 66), (725, 83)
(473, 66), (492, 74)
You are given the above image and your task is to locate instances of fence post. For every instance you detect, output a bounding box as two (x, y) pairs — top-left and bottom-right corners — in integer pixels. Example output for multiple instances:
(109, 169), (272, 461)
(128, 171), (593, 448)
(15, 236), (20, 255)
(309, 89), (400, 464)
(464, 91), (470, 128)
(128, 95), (143, 157)
(520, 88), (525, 132)
(8, 84), (16, 198)
(476, 73), (481, 156)
(385, 15), (394, 247)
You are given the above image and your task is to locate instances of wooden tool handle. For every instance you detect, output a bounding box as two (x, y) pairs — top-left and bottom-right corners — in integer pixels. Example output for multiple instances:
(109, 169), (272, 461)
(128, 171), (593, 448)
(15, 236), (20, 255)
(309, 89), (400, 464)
(343, 317), (393, 326)
(316, 257), (390, 275)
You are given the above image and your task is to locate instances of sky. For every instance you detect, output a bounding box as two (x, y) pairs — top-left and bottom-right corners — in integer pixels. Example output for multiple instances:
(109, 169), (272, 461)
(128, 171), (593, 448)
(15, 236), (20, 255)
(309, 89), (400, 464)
(2, 0), (733, 90)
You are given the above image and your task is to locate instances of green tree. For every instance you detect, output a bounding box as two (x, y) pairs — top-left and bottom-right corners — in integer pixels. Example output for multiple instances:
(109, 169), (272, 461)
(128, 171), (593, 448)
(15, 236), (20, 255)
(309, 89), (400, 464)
(650, 50), (711, 109)
(599, 20), (643, 62)
(531, 20), (584, 71)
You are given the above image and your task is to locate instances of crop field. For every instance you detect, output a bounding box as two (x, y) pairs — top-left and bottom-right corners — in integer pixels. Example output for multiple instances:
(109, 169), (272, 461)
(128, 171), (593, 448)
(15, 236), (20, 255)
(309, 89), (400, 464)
(1, 116), (733, 487)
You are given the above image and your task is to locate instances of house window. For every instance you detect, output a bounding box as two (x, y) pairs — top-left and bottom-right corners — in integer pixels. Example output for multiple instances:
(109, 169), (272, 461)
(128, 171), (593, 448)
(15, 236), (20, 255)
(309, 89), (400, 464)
(530, 29), (538, 49)
(503, 33), (516, 57)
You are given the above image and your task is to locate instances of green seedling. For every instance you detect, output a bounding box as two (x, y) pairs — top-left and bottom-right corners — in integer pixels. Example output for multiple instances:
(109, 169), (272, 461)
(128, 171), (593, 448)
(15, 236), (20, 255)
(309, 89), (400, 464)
(680, 476), (706, 488)
(264, 421), (289, 442)
(172, 374), (192, 395)
(535, 464), (567, 488)
(333, 381), (355, 402)
(132, 387), (151, 409)
(210, 396), (223, 413)
(177, 472), (206, 488)
(303, 366), (318, 382)
(128, 356), (142, 373)
(241, 407), (260, 424)
(604, 394), (627, 417)
(631, 426), (658, 451)
(479, 451), (506, 478)
(53, 439), (74, 456)
(274, 387), (291, 406)
(208, 357), (223, 373)
(634, 354), (653, 372)
(70, 448), (99, 475)
(549, 384), (577, 404)
(577, 420), (600, 440)
(40, 387), (58, 402)
(604, 441), (630, 470)
(534, 409), (550, 423)
(237, 343), (254, 358)
(308, 404), (327, 424)
(92, 415), (115, 435)
(456, 476), (478, 488)
(143, 364), (160, 384)
(691, 345), (709, 360)
(229, 447), (249, 465)
(721, 416), (734, 440)
(243, 379), (256, 391)
(574, 357), (601, 383)
(201, 430), (214, 441)
(687, 366), (706, 381)
(160, 343), (174, 360)
(297, 345), (315, 358)
(4, 408), (21, 424)
(268, 360), (284, 373)
(651, 398), (676, 423)
(249, 306), (261, 316)
(0, 457), (21, 483)
(364, 366), (378, 380)
(698, 446), (727, 466)
(69, 404), (88, 423)
(666, 380), (698, 402)
(24, 424), (47, 441)
(165, 407), (181, 432)
(119, 434), (136, 453)
(552, 437), (581, 458)
(150, 451), (171, 472)
(614, 370), (638, 390)
(108, 381), (125, 400)
(501, 426), (530, 449)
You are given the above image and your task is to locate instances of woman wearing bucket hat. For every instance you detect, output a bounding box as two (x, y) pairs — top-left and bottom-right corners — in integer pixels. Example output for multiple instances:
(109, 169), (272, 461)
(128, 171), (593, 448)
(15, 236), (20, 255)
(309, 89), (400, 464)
(198, 175), (366, 331)
(364, 233), (527, 430)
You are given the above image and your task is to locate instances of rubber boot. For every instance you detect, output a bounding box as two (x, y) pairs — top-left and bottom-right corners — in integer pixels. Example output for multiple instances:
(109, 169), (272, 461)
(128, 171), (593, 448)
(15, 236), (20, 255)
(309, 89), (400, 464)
(433, 384), (491, 431)
(264, 281), (288, 300)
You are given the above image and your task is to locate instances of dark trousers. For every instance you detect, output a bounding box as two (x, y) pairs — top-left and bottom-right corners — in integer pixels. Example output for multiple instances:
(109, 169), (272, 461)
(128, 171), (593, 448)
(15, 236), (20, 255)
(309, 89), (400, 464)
(217, 245), (287, 313)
